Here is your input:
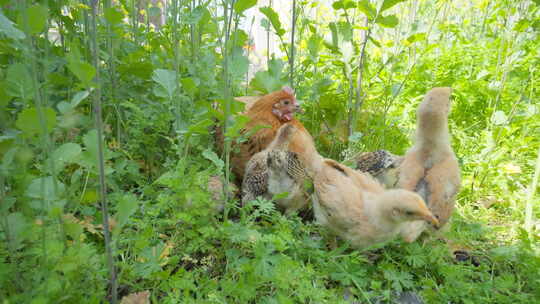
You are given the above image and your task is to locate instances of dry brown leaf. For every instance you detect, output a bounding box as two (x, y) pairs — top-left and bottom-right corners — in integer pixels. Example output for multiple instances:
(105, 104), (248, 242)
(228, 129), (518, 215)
(120, 291), (150, 304)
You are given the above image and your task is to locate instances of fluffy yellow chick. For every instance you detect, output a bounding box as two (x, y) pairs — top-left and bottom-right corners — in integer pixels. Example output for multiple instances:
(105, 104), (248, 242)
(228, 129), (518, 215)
(277, 125), (440, 248)
(397, 87), (461, 242)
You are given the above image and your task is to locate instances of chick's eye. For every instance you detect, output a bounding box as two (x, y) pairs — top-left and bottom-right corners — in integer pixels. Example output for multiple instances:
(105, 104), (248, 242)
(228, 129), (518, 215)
(405, 211), (414, 216)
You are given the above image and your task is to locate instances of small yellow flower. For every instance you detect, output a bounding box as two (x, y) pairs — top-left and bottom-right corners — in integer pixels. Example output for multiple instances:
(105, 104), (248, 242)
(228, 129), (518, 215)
(502, 163), (521, 174)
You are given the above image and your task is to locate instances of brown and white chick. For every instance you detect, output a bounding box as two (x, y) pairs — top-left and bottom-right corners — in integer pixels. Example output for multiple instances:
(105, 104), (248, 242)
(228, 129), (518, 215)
(242, 124), (311, 214)
(354, 149), (403, 188)
(277, 125), (440, 248)
(397, 87), (461, 242)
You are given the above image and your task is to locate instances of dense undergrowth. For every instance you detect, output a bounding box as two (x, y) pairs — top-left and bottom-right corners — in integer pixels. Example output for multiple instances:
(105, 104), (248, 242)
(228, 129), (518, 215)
(0, 0), (539, 303)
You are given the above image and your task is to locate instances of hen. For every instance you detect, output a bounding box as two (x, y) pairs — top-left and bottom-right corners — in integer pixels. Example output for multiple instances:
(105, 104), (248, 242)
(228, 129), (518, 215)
(216, 87), (312, 184)
(277, 125), (440, 248)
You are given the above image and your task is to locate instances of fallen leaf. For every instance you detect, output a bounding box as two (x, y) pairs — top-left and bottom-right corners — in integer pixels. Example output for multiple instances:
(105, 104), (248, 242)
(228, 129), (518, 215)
(120, 291), (150, 304)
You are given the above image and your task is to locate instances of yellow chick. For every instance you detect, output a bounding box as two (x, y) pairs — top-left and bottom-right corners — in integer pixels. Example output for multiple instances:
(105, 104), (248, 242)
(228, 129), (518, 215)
(397, 87), (461, 242)
(277, 125), (440, 248)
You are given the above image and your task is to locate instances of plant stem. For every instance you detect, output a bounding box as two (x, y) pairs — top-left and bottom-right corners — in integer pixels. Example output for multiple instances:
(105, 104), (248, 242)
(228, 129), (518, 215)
(289, 0), (297, 89)
(524, 147), (540, 235)
(90, 1), (117, 302)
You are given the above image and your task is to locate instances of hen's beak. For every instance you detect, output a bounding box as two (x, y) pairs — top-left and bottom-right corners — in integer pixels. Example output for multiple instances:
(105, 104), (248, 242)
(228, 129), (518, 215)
(423, 213), (440, 229)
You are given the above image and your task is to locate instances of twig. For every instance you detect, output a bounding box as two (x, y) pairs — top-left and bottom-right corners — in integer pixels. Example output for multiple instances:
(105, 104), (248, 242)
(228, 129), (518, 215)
(90, 1), (117, 302)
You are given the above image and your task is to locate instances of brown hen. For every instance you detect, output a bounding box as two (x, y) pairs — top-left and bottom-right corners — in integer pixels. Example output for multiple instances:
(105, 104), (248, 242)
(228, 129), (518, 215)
(216, 87), (313, 184)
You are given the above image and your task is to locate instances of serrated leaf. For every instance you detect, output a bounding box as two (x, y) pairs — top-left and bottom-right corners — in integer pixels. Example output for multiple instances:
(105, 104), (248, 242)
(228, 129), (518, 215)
(115, 194), (138, 233)
(234, 0), (257, 14)
(0, 8), (25, 40)
(6, 63), (34, 100)
(202, 149), (224, 171)
(152, 69), (178, 99)
(16, 107), (56, 137)
(381, 0), (408, 12)
(26, 176), (66, 201)
(260, 6), (285, 36)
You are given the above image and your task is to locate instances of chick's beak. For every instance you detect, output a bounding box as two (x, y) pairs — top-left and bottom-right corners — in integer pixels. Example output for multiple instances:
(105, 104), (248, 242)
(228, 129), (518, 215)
(423, 213), (440, 229)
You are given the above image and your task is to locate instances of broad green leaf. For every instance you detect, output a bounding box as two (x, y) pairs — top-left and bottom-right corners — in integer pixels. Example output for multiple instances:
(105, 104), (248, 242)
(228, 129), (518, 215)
(357, 0), (376, 19)
(329, 22), (339, 49)
(70, 90), (90, 108)
(332, 0), (356, 10)
(148, 6), (161, 17)
(26, 4), (48, 34)
(104, 7), (124, 25)
(376, 15), (399, 28)
(0, 196), (15, 214)
(181, 77), (197, 98)
(202, 149), (224, 171)
(5, 212), (28, 250)
(67, 52), (96, 87)
(0, 81), (11, 107)
(115, 194), (139, 233)
(83, 129), (99, 163)
(0, 146), (17, 175)
(249, 58), (287, 93)
(259, 6), (285, 36)
(187, 118), (213, 136)
(152, 69), (178, 99)
(58, 90), (90, 114)
(52, 143), (82, 168)
(404, 32), (426, 45)
(6, 63), (34, 100)
(0, 8), (25, 40)
(26, 176), (66, 201)
(234, 0), (257, 14)
(381, 0), (408, 12)
(307, 34), (323, 58)
(16, 107), (57, 137)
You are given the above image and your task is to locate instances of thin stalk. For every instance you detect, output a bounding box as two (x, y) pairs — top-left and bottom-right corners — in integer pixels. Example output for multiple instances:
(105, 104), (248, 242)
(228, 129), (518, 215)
(266, 0), (272, 66)
(289, 0), (297, 88)
(348, 5), (381, 138)
(245, 16), (255, 94)
(222, 0), (236, 220)
(90, 1), (117, 302)
(524, 147), (540, 235)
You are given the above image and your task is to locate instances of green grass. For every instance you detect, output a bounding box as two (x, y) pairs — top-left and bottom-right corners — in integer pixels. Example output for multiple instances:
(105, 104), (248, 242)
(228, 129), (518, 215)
(0, 0), (539, 303)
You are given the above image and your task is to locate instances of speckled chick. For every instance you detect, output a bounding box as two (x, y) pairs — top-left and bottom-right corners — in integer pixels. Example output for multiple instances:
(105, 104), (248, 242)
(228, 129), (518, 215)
(242, 124), (311, 214)
(354, 149), (404, 188)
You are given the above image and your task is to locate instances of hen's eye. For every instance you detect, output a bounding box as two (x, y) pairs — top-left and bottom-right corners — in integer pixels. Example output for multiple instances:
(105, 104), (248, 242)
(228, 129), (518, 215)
(283, 100), (290, 105)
